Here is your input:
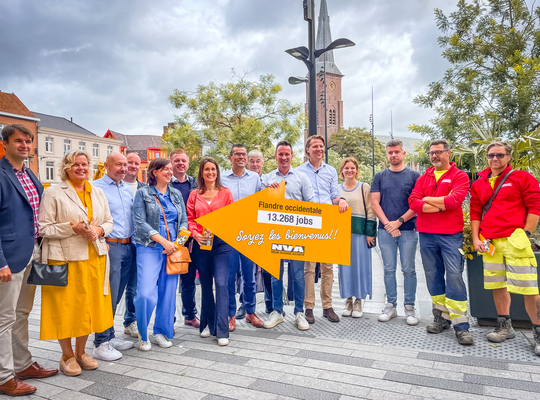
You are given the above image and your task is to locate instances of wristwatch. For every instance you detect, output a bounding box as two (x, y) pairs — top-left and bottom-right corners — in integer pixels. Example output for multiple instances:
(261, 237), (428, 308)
(525, 230), (532, 237)
(398, 217), (405, 224)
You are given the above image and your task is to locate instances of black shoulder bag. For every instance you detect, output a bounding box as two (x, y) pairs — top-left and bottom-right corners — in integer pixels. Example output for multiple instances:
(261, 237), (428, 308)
(360, 183), (377, 249)
(27, 240), (68, 287)
(482, 170), (513, 219)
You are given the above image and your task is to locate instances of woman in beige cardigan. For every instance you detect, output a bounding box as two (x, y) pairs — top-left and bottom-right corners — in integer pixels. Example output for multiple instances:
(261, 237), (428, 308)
(38, 151), (114, 377)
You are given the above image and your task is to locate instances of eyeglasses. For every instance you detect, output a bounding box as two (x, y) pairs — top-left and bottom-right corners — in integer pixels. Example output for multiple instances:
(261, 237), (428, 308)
(487, 153), (509, 160)
(232, 152), (247, 158)
(428, 150), (449, 157)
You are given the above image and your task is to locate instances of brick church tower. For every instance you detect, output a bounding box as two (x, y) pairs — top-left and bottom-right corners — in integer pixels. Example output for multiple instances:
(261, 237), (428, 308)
(305, 0), (344, 143)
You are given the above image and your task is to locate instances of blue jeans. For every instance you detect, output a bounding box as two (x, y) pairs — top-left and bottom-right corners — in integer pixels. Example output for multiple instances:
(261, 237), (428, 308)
(193, 237), (231, 339)
(94, 242), (136, 346)
(271, 260), (305, 315)
(124, 255), (137, 327)
(378, 229), (418, 307)
(228, 249), (256, 316)
(263, 270), (273, 312)
(180, 253), (198, 321)
(419, 232), (469, 331)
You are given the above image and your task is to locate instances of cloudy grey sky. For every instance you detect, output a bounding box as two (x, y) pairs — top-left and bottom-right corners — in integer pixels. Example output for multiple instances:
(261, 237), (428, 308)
(0, 0), (458, 139)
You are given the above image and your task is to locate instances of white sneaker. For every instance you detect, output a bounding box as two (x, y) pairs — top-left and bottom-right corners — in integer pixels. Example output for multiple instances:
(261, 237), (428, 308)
(138, 334), (151, 352)
(200, 327), (211, 338)
(124, 322), (139, 338)
(352, 298), (364, 318)
(405, 305), (419, 326)
(149, 334), (172, 348)
(263, 311), (284, 329)
(93, 341), (122, 361)
(342, 298), (353, 317)
(111, 337), (134, 351)
(217, 338), (229, 346)
(378, 303), (397, 322)
(295, 312), (310, 330)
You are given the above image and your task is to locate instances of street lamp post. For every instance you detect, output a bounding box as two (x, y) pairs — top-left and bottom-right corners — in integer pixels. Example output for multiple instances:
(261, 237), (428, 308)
(286, 1), (354, 140)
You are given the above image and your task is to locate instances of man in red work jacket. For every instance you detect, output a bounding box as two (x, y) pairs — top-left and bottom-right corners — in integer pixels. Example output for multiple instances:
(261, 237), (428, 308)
(470, 141), (540, 355)
(408, 139), (472, 345)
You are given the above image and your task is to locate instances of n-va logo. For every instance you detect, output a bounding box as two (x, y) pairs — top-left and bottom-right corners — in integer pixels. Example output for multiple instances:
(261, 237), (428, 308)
(271, 243), (305, 254)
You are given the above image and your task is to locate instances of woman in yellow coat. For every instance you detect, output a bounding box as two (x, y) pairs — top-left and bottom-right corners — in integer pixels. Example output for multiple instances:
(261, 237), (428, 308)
(38, 151), (114, 377)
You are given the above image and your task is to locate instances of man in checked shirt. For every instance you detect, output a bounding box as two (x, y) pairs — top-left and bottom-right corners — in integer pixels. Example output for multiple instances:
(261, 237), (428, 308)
(0, 124), (58, 396)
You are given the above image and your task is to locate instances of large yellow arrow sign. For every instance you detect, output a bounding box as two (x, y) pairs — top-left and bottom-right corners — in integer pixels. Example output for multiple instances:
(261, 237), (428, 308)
(195, 182), (351, 278)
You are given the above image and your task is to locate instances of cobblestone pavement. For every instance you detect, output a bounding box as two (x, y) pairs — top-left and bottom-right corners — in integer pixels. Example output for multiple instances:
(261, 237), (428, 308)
(12, 247), (540, 399)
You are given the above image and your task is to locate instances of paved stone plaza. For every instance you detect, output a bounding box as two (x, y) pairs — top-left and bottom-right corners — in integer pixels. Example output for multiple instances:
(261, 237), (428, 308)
(13, 248), (540, 399)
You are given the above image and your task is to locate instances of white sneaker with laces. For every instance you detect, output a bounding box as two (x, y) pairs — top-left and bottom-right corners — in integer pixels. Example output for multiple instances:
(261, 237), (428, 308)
(93, 341), (123, 361)
(138, 334), (151, 352)
(200, 327), (211, 338)
(217, 338), (229, 346)
(124, 322), (139, 338)
(295, 312), (310, 330)
(342, 298), (353, 317)
(352, 298), (364, 318)
(111, 337), (134, 350)
(404, 305), (419, 326)
(378, 303), (398, 322)
(149, 334), (172, 348)
(263, 311), (284, 329)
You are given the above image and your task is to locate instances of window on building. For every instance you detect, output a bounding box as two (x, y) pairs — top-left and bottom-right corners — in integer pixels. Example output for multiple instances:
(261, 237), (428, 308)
(107, 145), (113, 155)
(79, 141), (85, 151)
(46, 161), (54, 180)
(155, 152), (160, 158)
(329, 109), (336, 125)
(0, 124), (5, 133)
(93, 144), (99, 157)
(142, 169), (147, 183)
(93, 166), (98, 177)
(45, 137), (53, 152)
(64, 139), (71, 152)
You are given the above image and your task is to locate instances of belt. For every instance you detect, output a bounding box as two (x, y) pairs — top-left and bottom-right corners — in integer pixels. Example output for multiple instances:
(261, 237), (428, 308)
(105, 238), (131, 244)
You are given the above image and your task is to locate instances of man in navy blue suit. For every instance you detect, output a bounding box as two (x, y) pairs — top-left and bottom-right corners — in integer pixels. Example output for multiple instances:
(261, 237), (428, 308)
(0, 124), (57, 397)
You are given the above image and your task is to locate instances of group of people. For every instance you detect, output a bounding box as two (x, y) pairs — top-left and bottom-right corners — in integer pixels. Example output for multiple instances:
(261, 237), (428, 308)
(1, 122), (540, 397)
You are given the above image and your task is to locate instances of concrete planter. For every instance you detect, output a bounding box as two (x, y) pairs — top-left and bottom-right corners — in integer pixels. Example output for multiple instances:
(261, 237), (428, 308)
(467, 251), (540, 327)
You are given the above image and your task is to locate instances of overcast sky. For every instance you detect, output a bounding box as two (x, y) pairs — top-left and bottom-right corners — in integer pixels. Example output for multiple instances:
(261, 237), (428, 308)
(0, 0), (459, 140)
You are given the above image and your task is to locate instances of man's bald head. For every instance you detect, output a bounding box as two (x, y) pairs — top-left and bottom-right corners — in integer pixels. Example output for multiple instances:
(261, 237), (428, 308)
(104, 152), (128, 183)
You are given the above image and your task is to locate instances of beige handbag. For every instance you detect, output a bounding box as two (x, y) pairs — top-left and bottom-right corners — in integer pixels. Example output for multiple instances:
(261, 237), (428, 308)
(153, 195), (191, 274)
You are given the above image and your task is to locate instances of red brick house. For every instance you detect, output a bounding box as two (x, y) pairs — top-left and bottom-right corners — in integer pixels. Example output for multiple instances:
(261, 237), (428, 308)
(104, 129), (167, 182)
(0, 92), (39, 175)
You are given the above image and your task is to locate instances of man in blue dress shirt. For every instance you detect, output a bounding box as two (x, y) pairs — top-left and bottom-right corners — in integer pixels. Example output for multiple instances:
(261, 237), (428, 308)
(221, 144), (264, 330)
(296, 135), (348, 324)
(92, 152), (136, 361)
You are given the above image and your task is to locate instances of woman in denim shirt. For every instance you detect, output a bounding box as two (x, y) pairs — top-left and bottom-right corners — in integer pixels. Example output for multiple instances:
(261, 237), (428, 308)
(132, 158), (187, 351)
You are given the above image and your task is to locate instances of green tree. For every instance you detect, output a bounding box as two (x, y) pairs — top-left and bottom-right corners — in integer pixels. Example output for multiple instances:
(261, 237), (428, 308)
(166, 71), (304, 175)
(329, 127), (387, 167)
(410, 0), (540, 144)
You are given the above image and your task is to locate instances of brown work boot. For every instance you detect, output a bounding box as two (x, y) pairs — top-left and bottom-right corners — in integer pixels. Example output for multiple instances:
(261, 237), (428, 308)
(246, 313), (264, 328)
(456, 330), (474, 345)
(487, 317), (516, 343)
(228, 316), (236, 332)
(0, 377), (36, 396)
(426, 309), (451, 334)
(16, 362), (58, 380)
(184, 317), (200, 329)
(305, 309), (315, 324)
(323, 308), (340, 322)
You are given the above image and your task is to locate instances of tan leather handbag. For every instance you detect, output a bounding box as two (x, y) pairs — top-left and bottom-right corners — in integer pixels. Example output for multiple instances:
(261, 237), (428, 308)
(154, 195), (191, 274)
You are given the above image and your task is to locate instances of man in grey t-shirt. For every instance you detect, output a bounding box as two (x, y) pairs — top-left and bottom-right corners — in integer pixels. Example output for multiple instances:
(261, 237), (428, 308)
(371, 140), (420, 325)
